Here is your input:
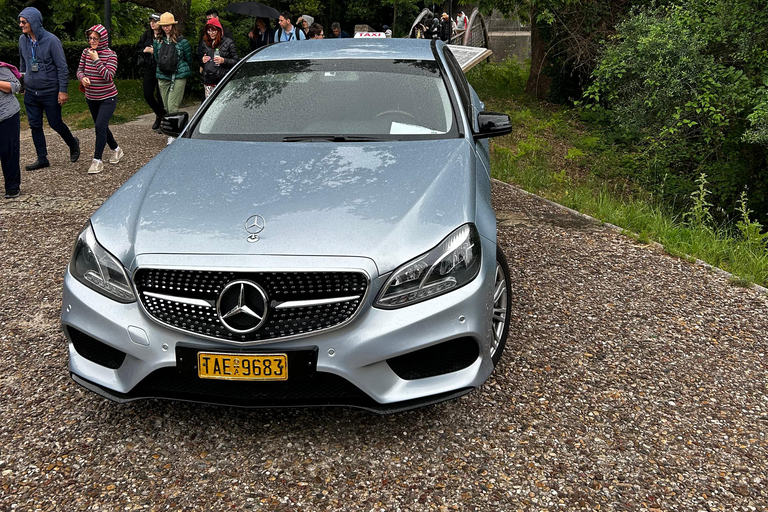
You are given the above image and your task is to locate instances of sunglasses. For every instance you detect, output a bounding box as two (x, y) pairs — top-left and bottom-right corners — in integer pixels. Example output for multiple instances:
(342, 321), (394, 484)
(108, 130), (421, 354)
(87, 36), (100, 41)
(19, 20), (28, 25)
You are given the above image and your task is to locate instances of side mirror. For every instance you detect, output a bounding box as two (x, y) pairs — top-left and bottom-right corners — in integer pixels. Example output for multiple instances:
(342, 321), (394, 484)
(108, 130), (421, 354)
(474, 111), (512, 139)
(160, 111), (189, 137)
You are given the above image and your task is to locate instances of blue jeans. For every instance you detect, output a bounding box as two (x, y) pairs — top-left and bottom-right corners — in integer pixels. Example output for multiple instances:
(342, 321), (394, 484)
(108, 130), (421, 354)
(23, 89), (77, 160)
(86, 96), (118, 160)
(0, 111), (20, 192)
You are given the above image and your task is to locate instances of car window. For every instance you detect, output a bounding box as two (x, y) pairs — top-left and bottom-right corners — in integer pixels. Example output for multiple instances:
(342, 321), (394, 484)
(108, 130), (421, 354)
(192, 59), (459, 141)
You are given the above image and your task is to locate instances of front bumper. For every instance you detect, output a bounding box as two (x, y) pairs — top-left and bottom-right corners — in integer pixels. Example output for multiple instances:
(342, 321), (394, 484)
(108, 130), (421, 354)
(62, 239), (497, 412)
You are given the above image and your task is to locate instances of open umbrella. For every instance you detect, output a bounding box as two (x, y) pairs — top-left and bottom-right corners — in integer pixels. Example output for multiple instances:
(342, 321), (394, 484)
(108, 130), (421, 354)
(225, 1), (281, 18)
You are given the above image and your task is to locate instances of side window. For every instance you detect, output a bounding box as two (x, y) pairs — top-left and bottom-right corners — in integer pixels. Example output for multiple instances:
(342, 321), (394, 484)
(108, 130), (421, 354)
(442, 48), (472, 122)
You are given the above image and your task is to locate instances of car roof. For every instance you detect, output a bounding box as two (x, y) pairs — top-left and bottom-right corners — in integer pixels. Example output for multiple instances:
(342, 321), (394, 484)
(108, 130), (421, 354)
(247, 38), (439, 63)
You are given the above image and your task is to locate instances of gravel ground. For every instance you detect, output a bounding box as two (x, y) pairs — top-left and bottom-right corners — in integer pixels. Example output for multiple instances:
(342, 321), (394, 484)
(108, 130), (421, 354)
(1, 113), (767, 511)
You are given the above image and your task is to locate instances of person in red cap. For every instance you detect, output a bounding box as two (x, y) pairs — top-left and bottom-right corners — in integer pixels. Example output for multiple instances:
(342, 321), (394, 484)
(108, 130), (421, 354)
(199, 17), (239, 98)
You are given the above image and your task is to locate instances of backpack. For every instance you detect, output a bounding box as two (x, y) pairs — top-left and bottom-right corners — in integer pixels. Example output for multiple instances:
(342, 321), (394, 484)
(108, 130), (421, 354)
(276, 27), (305, 41)
(157, 41), (179, 75)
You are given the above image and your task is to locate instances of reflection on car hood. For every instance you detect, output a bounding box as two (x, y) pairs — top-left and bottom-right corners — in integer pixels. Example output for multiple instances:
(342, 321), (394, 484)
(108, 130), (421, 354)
(91, 138), (476, 275)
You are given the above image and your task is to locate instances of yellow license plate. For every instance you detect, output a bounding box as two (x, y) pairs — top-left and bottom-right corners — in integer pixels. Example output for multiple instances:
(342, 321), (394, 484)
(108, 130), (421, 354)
(197, 353), (288, 381)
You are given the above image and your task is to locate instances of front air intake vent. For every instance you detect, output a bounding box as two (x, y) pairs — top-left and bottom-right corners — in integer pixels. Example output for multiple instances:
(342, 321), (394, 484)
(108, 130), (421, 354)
(67, 327), (127, 369)
(387, 337), (479, 380)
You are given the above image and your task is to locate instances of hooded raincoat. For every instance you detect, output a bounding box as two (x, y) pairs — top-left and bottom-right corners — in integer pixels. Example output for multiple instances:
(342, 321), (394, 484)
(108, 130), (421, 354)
(200, 18), (239, 86)
(76, 25), (118, 101)
(17, 7), (69, 94)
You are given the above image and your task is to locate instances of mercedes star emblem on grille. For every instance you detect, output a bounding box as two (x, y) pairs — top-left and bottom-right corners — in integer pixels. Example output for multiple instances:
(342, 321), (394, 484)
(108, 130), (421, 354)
(245, 215), (266, 242)
(216, 280), (269, 333)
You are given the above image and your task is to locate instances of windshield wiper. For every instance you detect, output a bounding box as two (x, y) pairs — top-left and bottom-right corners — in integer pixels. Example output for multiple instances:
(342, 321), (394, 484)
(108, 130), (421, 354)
(282, 135), (385, 142)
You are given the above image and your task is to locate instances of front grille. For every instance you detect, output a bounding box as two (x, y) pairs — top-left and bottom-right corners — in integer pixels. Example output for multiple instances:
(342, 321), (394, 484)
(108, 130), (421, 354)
(134, 269), (368, 343)
(67, 327), (126, 369)
(387, 337), (480, 380)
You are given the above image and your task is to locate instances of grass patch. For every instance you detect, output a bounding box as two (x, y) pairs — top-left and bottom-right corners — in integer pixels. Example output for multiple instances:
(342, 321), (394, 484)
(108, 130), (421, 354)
(469, 59), (768, 289)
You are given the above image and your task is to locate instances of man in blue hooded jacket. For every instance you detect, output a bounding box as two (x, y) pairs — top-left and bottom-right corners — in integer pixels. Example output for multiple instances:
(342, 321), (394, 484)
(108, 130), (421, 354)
(18, 7), (80, 170)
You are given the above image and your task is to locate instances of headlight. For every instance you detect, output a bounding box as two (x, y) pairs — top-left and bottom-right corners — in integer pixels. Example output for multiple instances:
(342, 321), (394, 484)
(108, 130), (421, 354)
(70, 223), (136, 303)
(375, 224), (481, 309)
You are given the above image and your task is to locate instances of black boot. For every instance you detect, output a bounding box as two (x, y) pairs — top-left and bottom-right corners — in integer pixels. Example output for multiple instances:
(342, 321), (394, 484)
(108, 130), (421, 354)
(152, 116), (162, 131)
(25, 158), (50, 171)
(70, 137), (81, 163)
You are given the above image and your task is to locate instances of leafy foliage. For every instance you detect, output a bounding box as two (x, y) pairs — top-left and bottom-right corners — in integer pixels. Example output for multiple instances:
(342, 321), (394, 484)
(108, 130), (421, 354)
(474, 0), (647, 101)
(584, 0), (768, 225)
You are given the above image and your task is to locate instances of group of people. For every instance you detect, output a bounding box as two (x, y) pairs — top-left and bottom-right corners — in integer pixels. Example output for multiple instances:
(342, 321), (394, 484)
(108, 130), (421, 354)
(245, 10), (350, 47)
(411, 11), (467, 41)
(0, 7), (372, 199)
(1, 6), (120, 199)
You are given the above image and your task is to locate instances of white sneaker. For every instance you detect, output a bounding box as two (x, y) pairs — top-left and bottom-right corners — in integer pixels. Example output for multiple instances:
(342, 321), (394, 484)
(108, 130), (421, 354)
(88, 159), (104, 174)
(108, 147), (124, 164)
(166, 137), (175, 146)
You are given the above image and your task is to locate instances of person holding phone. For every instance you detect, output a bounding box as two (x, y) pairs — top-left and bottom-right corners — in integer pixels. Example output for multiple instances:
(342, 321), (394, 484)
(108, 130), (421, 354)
(77, 24), (122, 174)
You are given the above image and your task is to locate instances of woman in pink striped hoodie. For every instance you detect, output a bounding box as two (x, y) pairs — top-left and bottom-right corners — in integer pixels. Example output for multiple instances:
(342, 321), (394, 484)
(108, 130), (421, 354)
(77, 24), (123, 174)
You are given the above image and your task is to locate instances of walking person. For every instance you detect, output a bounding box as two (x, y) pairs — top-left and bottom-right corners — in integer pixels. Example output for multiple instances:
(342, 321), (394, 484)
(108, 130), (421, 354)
(137, 13), (165, 131)
(248, 17), (274, 50)
(439, 13), (453, 42)
(308, 23), (324, 39)
(328, 22), (350, 39)
(153, 12), (194, 144)
(0, 61), (21, 199)
(200, 18), (239, 98)
(275, 12), (306, 42)
(77, 24), (123, 174)
(296, 15), (313, 38)
(17, 7), (80, 171)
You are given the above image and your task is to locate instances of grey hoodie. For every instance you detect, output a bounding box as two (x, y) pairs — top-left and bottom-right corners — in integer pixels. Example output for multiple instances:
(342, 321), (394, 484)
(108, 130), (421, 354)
(18, 7), (69, 94)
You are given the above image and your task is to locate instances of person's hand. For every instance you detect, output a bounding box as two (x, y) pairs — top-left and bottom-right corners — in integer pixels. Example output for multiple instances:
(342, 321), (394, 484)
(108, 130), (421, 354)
(81, 77), (91, 87)
(213, 55), (223, 65)
(144, 46), (153, 54)
(248, 30), (254, 39)
(202, 55), (211, 64)
(88, 49), (99, 61)
(58, 92), (68, 105)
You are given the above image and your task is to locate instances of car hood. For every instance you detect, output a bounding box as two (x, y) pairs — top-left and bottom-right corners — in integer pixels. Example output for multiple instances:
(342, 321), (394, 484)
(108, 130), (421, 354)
(91, 138), (476, 275)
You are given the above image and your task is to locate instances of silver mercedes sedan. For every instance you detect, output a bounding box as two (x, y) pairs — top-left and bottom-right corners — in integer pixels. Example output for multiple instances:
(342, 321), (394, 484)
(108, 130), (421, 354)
(61, 38), (513, 412)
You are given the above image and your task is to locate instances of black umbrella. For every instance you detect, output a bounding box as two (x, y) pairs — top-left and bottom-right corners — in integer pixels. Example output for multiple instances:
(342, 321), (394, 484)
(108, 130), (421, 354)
(225, 1), (281, 18)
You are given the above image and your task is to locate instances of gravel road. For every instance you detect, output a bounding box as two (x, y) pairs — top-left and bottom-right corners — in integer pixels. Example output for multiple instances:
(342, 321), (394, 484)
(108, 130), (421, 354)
(1, 113), (767, 511)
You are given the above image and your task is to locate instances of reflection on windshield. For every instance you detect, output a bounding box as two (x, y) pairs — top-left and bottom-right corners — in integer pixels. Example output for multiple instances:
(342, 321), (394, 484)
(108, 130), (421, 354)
(194, 59), (457, 141)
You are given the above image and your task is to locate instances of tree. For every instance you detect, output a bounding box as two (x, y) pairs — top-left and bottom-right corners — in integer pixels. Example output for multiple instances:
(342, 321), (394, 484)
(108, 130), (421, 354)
(380, 0), (420, 32)
(123, 0), (193, 30)
(475, 0), (641, 101)
(584, 0), (768, 223)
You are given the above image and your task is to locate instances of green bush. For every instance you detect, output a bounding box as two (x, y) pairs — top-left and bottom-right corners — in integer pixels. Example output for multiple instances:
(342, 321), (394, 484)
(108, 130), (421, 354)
(584, 0), (768, 225)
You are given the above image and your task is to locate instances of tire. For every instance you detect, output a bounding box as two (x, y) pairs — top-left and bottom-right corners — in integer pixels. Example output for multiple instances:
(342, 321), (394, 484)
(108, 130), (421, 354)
(491, 245), (512, 366)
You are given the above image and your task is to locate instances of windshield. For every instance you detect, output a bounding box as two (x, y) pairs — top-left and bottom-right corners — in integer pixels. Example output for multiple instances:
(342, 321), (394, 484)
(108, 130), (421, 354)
(190, 59), (459, 141)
